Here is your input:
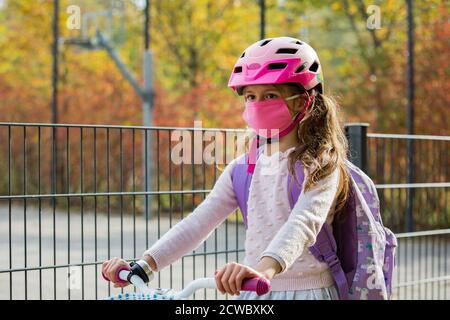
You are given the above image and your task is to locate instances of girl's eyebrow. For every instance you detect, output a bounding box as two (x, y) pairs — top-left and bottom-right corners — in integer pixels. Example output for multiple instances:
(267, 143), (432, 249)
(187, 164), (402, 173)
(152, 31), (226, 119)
(244, 89), (278, 94)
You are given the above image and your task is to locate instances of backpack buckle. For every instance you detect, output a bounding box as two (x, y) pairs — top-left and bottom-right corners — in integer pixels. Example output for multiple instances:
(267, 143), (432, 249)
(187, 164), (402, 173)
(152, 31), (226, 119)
(323, 252), (340, 269)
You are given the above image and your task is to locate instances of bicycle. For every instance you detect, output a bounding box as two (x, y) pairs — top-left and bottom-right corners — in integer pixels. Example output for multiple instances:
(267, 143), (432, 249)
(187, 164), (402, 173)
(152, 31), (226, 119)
(102, 260), (272, 300)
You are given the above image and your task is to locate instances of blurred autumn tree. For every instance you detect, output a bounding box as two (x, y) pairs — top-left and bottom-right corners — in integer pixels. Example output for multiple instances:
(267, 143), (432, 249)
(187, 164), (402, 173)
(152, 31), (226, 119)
(0, 0), (448, 228)
(0, 0), (447, 130)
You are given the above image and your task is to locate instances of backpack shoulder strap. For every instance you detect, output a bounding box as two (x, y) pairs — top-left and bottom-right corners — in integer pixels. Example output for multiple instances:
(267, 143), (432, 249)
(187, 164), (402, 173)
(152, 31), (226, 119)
(287, 160), (305, 207)
(231, 146), (265, 228)
(231, 153), (252, 227)
(287, 161), (350, 299)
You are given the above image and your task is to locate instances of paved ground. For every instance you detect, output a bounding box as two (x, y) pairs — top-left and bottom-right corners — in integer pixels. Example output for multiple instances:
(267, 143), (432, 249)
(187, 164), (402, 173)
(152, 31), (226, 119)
(0, 204), (449, 300)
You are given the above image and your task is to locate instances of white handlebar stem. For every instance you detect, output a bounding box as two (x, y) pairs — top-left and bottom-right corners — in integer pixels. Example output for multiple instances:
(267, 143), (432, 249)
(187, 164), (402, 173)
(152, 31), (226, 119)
(173, 278), (217, 299)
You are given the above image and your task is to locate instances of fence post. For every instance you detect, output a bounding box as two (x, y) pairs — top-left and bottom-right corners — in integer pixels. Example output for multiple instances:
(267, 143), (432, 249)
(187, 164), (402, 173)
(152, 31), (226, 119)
(344, 123), (369, 173)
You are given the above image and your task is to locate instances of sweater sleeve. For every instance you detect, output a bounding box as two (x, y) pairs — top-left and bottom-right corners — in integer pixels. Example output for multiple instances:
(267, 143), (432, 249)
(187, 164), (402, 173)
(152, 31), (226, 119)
(143, 157), (241, 272)
(259, 167), (340, 273)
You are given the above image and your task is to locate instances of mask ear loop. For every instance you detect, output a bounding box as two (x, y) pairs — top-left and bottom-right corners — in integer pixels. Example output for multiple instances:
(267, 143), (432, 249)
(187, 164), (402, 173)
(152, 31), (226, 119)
(296, 91), (316, 139)
(299, 91), (315, 116)
(285, 94), (303, 102)
(283, 90), (315, 131)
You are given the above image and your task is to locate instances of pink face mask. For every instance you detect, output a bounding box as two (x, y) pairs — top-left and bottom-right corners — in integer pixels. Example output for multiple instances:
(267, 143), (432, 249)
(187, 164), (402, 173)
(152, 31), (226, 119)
(243, 94), (303, 138)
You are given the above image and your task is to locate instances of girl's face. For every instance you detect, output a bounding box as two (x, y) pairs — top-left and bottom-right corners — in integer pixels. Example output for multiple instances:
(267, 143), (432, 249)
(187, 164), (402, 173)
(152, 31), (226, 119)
(242, 84), (281, 102)
(242, 84), (305, 116)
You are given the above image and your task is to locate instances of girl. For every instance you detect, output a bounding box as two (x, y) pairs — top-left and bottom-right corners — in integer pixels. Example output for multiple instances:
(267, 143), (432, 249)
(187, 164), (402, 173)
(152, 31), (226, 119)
(102, 37), (350, 300)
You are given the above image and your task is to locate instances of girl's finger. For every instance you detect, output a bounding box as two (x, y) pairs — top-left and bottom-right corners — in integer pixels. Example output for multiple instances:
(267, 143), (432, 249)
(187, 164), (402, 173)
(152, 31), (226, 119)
(102, 260), (110, 280)
(106, 259), (118, 282)
(235, 267), (249, 293)
(215, 268), (226, 295)
(220, 264), (235, 295)
(228, 265), (242, 295)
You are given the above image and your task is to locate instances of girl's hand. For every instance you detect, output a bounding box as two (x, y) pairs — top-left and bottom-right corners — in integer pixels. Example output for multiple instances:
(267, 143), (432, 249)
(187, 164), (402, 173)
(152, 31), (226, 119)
(102, 257), (131, 288)
(214, 262), (269, 296)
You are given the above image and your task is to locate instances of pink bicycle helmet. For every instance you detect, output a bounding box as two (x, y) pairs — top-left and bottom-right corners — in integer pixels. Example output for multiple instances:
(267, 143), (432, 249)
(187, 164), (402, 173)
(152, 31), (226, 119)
(228, 36), (323, 95)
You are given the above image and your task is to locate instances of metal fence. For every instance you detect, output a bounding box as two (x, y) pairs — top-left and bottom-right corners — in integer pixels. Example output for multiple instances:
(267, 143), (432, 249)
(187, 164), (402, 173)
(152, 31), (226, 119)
(0, 122), (448, 300)
(392, 229), (449, 300)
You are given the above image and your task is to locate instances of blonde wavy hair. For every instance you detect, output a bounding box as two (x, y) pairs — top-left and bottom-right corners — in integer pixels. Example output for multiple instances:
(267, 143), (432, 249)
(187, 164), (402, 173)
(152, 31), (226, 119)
(275, 83), (350, 217)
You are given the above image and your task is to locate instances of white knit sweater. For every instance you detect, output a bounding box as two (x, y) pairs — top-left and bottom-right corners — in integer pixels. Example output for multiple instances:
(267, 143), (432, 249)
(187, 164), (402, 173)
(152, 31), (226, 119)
(145, 146), (340, 291)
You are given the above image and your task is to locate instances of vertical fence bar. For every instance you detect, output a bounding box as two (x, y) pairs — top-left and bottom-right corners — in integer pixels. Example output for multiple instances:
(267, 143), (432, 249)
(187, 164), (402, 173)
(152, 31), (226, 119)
(202, 129), (207, 298)
(224, 132), (229, 266)
(438, 234), (441, 299)
(406, 136), (415, 232)
(169, 129), (173, 291)
(180, 129), (185, 290)
(106, 128), (111, 296)
(367, 136), (372, 176)
(432, 235), (435, 299)
(344, 123), (369, 173)
(23, 126), (27, 299)
(432, 141), (437, 227)
(406, 0), (415, 234)
(213, 133), (218, 300)
(145, 129), (149, 251)
(419, 234), (422, 298)
(52, 126), (57, 300)
(446, 143), (449, 299)
(80, 127), (85, 300)
(157, 129), (161, 289)
(425, 234), (429, 299)
(399, 140), (404, 227)
(400, 238), (408, 299)
(417, 140), (422, 229)
(397, 236), (401, 299)
(394, 140), (401, 229)
(132, 129), (137, 294)
(388, 138), (394, 227)
(445, 234), (448, 300)
(380, 138), (386, 210)
(224, 133), (228, 300)
(94, 127), (98, 300)
(412, 236), (416, 299)
(411, 236), (415, 299)
(132, 129), (136, 272)
(191, 129), (195, 299)
(404, 236), (408, 299)
(66, 127), (71, 300)
(120, 129), (124, 265)
(38, 127), (42, 299)
(8, 126), (12, 300)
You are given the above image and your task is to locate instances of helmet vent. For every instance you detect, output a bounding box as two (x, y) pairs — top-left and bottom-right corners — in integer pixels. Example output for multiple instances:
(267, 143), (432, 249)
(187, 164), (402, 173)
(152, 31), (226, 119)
(294, 41), (303, 45)
(234, 66), (243, 73)
(240, 51), (246, 58)
(267, 63), (287, 70)
(276, 48), (298, 54)
(260, 39), (272, 46)
(295, 63), (307, 73)
(309, 62), (319, 72)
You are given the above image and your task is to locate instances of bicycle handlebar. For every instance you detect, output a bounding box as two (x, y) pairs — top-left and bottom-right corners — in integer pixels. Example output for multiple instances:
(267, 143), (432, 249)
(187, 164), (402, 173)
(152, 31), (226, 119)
(103, 262), (272, 298)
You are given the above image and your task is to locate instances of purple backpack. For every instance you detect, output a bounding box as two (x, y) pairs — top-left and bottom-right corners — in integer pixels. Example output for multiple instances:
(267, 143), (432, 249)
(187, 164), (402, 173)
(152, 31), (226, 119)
(231, 148), (398, 300)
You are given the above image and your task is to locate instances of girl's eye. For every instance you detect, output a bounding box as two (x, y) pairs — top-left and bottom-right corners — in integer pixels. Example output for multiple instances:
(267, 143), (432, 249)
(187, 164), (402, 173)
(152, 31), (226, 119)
(244, 93), (278, 101)
(265, 93), (278, 99)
